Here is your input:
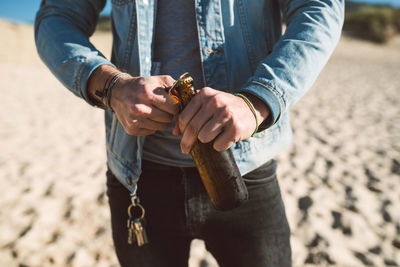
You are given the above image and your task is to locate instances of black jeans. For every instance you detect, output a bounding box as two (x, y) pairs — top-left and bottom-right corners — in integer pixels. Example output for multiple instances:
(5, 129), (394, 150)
(106, 160), (291, 267)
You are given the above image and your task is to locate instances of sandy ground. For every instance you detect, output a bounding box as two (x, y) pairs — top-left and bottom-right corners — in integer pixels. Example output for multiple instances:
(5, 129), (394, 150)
(0, 20), (399, 266)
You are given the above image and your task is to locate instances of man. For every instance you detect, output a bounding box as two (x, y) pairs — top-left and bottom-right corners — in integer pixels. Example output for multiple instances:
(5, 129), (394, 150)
(35, 0), (344, 266)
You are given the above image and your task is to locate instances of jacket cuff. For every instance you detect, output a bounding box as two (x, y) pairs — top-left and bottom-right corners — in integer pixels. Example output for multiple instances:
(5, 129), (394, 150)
(79, 57), (116, 107)
(239, 82), (282, 131)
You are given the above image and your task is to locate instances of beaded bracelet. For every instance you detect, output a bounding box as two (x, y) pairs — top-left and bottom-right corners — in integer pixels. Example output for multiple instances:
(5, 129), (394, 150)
(234, 93), (259, 136)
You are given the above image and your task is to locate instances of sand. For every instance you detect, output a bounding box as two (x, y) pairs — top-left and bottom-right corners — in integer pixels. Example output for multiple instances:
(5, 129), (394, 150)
(0, 20), (399, 266)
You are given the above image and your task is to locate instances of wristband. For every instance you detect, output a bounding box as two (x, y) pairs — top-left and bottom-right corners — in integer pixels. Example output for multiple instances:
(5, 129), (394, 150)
(95, 72), (128, 110)
(105, 72), (128, 111)
(234, 93), (258, 136)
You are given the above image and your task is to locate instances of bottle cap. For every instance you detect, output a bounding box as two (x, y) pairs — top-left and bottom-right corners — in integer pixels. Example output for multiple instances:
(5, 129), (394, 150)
(175, 72), (193, 88)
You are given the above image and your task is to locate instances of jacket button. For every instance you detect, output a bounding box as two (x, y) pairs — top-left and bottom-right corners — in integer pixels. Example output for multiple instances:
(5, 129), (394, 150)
(125, 176), (132, 185)
(205, 47), (223, 55)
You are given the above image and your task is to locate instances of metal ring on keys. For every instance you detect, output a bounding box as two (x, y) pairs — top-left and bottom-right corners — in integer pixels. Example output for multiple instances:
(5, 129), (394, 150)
(127, 203), (145, 219)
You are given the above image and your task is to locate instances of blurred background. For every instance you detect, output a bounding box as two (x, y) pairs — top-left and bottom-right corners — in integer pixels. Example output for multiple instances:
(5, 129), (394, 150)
(0, 0), (399, 266)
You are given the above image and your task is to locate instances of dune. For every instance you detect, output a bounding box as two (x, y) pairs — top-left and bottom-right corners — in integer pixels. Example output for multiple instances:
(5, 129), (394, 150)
(0, 19), (399, 266)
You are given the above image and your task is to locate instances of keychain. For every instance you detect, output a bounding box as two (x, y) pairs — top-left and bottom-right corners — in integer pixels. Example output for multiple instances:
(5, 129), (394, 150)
(127, 194), (149, 247)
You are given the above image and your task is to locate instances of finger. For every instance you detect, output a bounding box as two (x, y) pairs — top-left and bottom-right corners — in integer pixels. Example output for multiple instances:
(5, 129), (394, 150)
(141, 118), (168, 131)
(123, 123), (156, 136)
(149, 106), (174, 123)
(178, 94), (202, 133)
(151, 75), (178, 114)
(131, 104), (174, 123)
(197, 115), (226, 144)
(151, 87), (180, 115)
(133, 129), (157, 136)
(128, 117), (168, 132)
(180, 110), (213, 154)
(159, 75), (176, 87)
(212, 125), (236, 152)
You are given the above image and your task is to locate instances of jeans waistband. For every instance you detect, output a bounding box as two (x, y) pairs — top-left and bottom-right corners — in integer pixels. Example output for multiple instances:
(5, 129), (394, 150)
(141, 159), (197, 172)
(141, 159), (275, 177)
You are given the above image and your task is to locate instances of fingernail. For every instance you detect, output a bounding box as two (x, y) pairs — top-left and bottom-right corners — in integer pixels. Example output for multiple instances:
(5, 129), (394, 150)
(181, 147), (188, 154)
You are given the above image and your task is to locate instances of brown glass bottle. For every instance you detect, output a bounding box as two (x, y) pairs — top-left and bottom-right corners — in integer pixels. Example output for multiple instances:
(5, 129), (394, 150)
(169, 73), (248, 211)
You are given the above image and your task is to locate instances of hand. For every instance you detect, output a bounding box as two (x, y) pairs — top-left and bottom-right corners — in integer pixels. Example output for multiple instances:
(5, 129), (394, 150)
(110, 75), (179, 136)
(173, 87), (270, 154)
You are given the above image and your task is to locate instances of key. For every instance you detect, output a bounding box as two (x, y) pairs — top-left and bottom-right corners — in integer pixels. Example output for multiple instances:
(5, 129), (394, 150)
(133, 218), (149, 247)
(127, 217), (136, 245)
(126, 202), (149, 246)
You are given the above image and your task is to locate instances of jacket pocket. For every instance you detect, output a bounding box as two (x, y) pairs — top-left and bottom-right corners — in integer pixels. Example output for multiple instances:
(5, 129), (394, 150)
(108, 117), (142, 164)
(110, 0), (137, 72)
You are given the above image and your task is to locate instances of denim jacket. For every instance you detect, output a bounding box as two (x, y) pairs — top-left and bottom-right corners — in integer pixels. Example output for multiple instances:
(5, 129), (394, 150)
(35, 0), (344, 193)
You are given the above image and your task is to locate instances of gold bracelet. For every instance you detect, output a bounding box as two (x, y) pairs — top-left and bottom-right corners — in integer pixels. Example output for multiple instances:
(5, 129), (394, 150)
(234, 93), (258, 136)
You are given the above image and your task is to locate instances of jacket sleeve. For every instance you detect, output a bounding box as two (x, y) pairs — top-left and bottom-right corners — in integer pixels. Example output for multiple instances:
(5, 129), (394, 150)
(34, 0), (115, 105)
(240, 0), (344, 130)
